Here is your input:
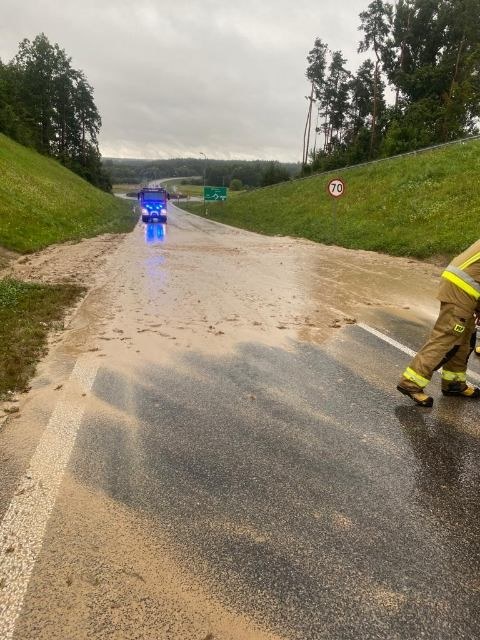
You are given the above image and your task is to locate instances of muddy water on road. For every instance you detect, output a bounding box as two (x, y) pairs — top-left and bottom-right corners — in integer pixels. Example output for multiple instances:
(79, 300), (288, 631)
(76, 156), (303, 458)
(75, 206), (440, 371)
(2, 206), (447, 639)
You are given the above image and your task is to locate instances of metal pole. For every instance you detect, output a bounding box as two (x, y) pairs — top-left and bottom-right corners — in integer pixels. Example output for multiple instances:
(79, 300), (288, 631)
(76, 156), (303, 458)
(200, 152), (206, 215)
(331, 198), (337, 245)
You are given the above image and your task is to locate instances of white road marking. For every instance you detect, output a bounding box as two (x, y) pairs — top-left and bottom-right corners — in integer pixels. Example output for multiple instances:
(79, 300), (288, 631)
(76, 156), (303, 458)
(358, 322), (480, 383)
(0, 358), (98, 640)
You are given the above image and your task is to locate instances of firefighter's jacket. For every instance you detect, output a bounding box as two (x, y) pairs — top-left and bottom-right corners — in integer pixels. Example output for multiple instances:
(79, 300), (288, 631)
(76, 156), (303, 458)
(437, 239), (480, 313)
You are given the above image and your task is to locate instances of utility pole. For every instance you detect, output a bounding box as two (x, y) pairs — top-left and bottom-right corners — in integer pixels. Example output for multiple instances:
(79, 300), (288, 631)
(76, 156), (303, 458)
(200, 152), (207, 215)
(302, 83), (315, 168)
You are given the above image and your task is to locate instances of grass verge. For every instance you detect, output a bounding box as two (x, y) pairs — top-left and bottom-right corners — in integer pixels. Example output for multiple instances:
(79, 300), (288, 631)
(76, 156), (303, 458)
(0, 134), (137, 253)
(180, 139), (480, 260)
(0, 278), (84, 398)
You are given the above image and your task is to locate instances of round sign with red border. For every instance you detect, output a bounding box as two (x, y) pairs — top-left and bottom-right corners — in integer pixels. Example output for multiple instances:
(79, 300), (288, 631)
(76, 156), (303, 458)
(327, 178), (345, 199)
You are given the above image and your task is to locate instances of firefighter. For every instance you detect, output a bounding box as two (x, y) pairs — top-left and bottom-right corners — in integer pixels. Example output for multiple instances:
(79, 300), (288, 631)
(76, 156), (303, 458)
(397, 240), (480, 406)
(475, 315), (480, 356)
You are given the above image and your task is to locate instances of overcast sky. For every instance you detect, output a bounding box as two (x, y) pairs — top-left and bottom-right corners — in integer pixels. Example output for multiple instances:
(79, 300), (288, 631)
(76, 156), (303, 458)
(1, 0), (369, 161)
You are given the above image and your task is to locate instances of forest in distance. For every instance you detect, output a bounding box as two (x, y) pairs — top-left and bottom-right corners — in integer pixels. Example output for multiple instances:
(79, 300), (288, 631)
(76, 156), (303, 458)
(103, 157), (300, 189)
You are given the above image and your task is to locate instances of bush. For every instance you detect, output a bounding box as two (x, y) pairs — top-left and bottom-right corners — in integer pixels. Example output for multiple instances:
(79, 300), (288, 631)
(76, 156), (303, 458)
(229, 178), (243, 191)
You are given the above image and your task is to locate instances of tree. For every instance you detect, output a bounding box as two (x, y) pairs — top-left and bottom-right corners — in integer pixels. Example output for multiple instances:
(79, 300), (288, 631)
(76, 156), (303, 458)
(358, 0), (393, 156)
(14, 34), (61, 154)
(381, 0), (414, 110)
(229, 178), (243, 191)
(345, 59), (378, 161)
(261, 162), (290, 187)
(438, 0), (480, 140)
(72, 73), (101, 168)
(321, 51), (351, 152)
(303, 0), (480, 171)
(2, 33), (110, 190)
(305, 39), (328, 165)
(0, 60), (34, 145)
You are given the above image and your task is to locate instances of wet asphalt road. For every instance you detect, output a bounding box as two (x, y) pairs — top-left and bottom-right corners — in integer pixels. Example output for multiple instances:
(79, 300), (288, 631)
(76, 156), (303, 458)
(4, 206), (480, 639)
(68, 329), (480, 639)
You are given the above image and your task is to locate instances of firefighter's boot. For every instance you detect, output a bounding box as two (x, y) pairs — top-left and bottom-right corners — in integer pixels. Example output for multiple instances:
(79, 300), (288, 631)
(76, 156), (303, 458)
(397, 380), (433, 407)
(441, 381), (480, 398)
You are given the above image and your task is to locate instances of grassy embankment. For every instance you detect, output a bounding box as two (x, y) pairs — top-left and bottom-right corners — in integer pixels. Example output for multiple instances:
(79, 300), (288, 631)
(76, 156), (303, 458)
(180, 139), (480, 260)
(0, 133), (135, 253)
(112, 183), (141, 195)
(0, 134), (136, 398)
(0, 279), (84, 396)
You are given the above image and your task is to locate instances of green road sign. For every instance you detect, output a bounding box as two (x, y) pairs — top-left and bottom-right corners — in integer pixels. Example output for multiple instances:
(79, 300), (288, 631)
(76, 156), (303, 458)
(204, 186), (228, 201)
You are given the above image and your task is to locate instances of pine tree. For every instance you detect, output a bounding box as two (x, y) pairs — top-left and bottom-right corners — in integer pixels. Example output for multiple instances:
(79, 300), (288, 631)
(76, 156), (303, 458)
(358, 0), (393, 157)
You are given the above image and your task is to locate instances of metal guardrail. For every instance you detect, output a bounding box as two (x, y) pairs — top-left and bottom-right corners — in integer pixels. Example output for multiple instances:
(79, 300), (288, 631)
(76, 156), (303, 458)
(250, 133), (480, 194)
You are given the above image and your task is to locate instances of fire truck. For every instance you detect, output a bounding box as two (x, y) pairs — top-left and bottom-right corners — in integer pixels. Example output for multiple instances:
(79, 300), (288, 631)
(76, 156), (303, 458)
(138, 187), (168, 223)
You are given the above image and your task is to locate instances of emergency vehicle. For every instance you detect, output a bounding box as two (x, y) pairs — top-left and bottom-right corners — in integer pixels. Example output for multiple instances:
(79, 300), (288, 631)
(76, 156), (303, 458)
(138, 187), (168, 223)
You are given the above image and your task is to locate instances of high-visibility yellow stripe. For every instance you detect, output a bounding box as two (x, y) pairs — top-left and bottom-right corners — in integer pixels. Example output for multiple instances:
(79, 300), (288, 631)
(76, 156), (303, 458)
(403, 367), (430, 388)
(441, 270), (480, 300)
(442, 369), (467, 382)
(460, 251), (480, 270)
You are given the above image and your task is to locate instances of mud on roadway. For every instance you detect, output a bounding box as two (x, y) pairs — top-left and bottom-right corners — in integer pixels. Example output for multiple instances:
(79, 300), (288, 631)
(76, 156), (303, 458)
(0, 205), (457, 640)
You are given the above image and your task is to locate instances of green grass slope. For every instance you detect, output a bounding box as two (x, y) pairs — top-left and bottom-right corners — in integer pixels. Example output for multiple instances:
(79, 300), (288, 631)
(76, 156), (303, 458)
(182, 139), (480, 259)
(0, 279), (84, 397)
(0, 134), (136, 253)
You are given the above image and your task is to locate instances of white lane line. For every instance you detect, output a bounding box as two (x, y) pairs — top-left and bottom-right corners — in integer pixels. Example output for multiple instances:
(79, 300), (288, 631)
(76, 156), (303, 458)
(358, 322), (480, 384)
(0, 358), (98, 640)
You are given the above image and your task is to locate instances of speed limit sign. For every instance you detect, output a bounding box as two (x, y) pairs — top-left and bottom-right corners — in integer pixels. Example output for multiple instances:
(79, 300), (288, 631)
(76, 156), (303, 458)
(327, 178), (345, 198)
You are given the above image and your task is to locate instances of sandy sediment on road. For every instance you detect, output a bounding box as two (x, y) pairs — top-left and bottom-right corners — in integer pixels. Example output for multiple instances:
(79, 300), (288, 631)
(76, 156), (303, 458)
(75, 218), (441, 373)
(0, 214), (444, 464)
(0, 213), (447, 638)
(13, 475), (286, 640)
(0, 216), (443, 389)
(0, 233), (127, 286)
(0, 232), (128, 413)
(0, 220), (441, 347)
(0, 214), (443, 478)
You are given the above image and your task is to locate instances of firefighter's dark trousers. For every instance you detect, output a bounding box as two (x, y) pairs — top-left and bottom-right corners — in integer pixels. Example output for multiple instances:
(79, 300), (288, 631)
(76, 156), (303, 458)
(400, 302), (476, 389)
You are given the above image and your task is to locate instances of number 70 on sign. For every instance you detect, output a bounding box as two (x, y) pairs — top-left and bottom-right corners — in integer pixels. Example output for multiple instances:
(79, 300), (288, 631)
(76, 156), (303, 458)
(327, 178), (345, 198)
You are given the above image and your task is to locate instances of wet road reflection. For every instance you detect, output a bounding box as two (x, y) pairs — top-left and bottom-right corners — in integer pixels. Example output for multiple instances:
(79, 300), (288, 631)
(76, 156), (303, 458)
(144, 222), (167, 245)
(68, 337), (480, 639)
(396, 404), (480, 541)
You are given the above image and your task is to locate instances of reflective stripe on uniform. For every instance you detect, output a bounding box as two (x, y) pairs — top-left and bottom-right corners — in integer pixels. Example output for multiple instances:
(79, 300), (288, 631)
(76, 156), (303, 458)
(460, 251), (480, 271)
(403, 367), (430, 388)
(442, 369), (467, 382)
(441, 266), (480, 300)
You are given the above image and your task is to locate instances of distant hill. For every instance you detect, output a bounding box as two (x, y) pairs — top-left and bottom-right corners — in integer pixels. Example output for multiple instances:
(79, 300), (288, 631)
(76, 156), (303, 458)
(0, 134), (135, 253)
(180, 139), (480, 260)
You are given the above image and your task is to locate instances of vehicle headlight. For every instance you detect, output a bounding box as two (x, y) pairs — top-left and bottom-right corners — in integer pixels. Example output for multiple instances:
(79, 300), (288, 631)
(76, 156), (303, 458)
(142, 208), (148, 214)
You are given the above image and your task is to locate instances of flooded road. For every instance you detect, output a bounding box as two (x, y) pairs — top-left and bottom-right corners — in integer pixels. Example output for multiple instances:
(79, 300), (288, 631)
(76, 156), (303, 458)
(1, 205), (480, 639)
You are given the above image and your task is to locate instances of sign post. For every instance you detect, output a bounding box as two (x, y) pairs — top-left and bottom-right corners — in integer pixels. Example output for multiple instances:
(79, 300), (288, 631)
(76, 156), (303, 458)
(327, 178), (345, 243)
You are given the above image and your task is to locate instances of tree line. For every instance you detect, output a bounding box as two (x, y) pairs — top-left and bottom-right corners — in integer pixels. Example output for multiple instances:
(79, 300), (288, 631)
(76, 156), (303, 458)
(303, 0), (480, 173)
(0, 34), (111, 191)
(104, 157), (298, 189)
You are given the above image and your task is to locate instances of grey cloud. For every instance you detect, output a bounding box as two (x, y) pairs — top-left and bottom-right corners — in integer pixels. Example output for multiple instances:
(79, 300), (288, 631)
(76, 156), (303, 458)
(0, 0), (369, 160)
